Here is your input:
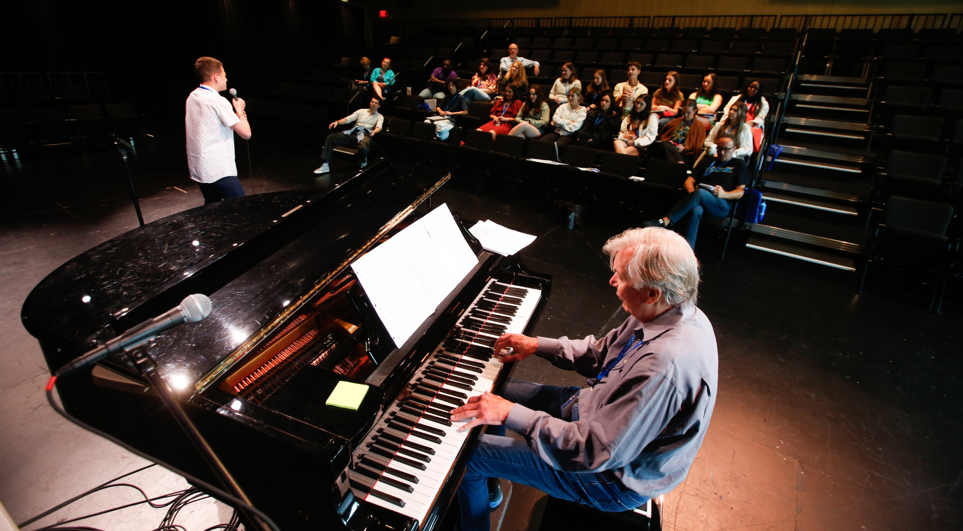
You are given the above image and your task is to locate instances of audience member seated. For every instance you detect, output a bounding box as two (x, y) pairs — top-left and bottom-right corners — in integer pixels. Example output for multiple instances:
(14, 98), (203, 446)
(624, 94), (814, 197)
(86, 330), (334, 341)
(461, 58), (499, 105)
(578, 91), (622, 149)
(549, 63), (582, 105)
(650, 99), (709, 168)
(314, 95), (384, 175)
(369, 57), (396, 99)
(613, 62), (648, 119)
(705, 101), (753, 162)
(498, 62), (529, 100)
(688, 73), (723, 129)
(500, 43), (541, 76)
(583, 69), (611, 110)
(478, 86), (525, 141)
(427, 78), (469, 140)
(652, 71), (685, 127)
(721, 79), (769, 154)
(509, 85), (552, 139)
(614, 94), (658, 157)
(644, 134), (748, 249)
(538, 88), (587, 148)
(419, 59), (457, 100)
(351, 57), (372, 92)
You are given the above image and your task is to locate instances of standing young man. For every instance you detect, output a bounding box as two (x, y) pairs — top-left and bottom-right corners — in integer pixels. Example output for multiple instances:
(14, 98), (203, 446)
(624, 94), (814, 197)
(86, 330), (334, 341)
(314, 95), (384, 175)
(185, 56), (252, 205)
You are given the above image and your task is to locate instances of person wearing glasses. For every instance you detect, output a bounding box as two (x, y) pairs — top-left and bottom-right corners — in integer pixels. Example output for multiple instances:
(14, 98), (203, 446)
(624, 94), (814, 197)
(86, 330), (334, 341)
(643, 134), (748, 249)
(450, 227), (718, 531)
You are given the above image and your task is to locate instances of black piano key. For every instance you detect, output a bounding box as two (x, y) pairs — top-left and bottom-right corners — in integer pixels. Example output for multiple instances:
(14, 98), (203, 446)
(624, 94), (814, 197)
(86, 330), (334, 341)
(422, 373), (448, 385)
(484, 293), (523, 306)
(379, 432), (435, 455)
(417, 381), (470, 400)
(394, 414), (448, 437)
(403, 397), (452, 416)
(438, 354), (486, 370)
(413, 388), (463, 407)
(403, 407), (452, 427)
(387, 422), (444, 444)
(433, 359), (483, 375)
(428, 360), (483, 382)
(440, 379), (473, 391)
(425, 368), (475, 386)
(362, 459), (420, 484)
(471, 310), (511, 324)
(373, 438), (431, 463)
(405, 396), (432, 408)
(486, 283), (509, 294)
(426, 405), (454, 418)
(371, 444), (430, 470)
(354, 464), (413, 493)
(435, 366), (479, 382)
(368, 488), (406, 508)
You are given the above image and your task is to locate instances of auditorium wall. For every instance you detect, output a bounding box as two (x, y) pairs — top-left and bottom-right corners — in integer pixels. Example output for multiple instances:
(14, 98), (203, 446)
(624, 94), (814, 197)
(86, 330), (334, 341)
(389, 0), (961, 20)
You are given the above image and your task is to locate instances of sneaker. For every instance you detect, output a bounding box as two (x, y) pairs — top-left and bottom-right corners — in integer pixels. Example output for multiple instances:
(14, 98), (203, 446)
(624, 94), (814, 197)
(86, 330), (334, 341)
(313, 163), (330, 175)
(359, 158), (368, 169)
(642, 218), (666, 228)
(488, 478), (503, 511)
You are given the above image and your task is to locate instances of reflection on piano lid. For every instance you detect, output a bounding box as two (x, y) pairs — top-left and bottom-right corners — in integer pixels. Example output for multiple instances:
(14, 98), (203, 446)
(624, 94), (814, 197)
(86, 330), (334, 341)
(21, 162), (552, 531)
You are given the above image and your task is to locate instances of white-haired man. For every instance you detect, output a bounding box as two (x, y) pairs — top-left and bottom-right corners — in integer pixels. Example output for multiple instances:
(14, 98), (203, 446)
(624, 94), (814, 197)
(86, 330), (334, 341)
(450, 228), (718, 531)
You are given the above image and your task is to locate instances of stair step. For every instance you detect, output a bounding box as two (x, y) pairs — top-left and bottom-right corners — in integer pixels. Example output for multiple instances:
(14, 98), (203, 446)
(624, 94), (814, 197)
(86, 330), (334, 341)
(795, 104), (869, 113)
(791, 94), (870, 106)
(785, 128), (866, 140)
(783, 116), (871, 132)
(761, 179), (863, 202)
(775, 156), (862, 173)
(762, 190), (859, 215)
(751, 224), (862, 253)
(746, 235), (858, 271)
(798, 83), (866, 90)
(777, 143), (874, 165)
(797, 75), (868, 85)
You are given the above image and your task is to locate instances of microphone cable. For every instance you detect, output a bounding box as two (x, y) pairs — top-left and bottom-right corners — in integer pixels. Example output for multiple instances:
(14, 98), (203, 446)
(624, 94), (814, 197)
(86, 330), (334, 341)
(43, 376), (281, 531)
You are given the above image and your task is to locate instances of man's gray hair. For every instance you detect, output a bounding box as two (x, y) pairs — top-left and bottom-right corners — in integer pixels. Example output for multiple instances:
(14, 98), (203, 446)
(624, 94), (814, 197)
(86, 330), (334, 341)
(602, 227), (700, 307)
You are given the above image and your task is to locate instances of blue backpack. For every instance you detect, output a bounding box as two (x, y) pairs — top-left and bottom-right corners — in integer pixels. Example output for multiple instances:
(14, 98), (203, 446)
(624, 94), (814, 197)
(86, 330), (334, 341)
(736, 188), (767, 224)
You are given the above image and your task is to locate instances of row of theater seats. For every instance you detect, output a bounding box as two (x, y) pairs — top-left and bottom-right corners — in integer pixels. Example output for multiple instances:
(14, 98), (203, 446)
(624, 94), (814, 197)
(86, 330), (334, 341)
(492, 37), (796, 56)
(375, 117), (694, 221)
(0, 103), (144, 152)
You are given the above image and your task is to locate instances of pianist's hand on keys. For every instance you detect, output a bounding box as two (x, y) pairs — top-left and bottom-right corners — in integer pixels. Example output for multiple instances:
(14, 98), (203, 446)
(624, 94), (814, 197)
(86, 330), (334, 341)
(449, 391), (514, 431)
(492, 333), (538, 363)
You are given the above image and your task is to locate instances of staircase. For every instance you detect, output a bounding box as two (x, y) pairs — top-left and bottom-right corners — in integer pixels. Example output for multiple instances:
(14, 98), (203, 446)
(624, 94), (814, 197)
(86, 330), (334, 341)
(747, 74), (875, 271)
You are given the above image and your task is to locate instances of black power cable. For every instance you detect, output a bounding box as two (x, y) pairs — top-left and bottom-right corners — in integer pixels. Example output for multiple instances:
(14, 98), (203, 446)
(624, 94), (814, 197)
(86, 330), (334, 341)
(44, 377), (280, 531)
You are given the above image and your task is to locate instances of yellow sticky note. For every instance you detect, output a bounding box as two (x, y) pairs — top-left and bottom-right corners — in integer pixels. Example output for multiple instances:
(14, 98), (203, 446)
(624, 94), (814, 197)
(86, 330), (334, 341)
(326, 381), (369, 410)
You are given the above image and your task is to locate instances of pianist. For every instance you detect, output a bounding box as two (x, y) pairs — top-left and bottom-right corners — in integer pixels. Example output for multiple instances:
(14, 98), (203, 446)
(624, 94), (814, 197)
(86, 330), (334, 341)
(450, 227), (718, 531)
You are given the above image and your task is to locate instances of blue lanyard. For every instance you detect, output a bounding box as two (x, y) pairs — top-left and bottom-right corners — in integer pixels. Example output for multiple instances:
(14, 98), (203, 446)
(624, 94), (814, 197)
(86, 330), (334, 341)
(500, 102), (510, 117)
(594, 113), (603, 127)
(594, 336), (646, 384)
(197, 85), (215, 92)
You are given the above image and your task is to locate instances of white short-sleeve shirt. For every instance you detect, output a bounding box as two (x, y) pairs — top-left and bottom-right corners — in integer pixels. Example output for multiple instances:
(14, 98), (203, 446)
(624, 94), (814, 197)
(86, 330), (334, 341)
(185, 86), (240, 184)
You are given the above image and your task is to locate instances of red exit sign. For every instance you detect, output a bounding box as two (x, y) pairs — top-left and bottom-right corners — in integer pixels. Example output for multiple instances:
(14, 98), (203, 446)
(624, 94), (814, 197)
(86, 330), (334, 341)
(379, 10), (388, 18)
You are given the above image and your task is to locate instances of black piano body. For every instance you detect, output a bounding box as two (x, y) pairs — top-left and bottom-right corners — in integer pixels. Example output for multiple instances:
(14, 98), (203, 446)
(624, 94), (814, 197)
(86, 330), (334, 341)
(21, 161), (551, 531)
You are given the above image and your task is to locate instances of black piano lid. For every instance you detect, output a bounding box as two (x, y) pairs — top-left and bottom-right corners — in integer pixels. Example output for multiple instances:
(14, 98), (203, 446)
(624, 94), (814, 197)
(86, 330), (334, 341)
(22, 163), (451, 392)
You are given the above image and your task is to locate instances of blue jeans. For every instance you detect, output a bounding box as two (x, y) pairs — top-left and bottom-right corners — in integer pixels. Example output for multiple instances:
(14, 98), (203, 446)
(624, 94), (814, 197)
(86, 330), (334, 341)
(457, 379), (648, 531)
(666, 188), (733, 249)
(197, 176), (245, 205)
(460, 87), (492, 105)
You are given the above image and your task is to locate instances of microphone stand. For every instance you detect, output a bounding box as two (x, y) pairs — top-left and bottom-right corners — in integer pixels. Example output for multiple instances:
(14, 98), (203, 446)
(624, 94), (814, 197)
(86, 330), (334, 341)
(114, 138), (145, 227)
(123, 345), (270, 531)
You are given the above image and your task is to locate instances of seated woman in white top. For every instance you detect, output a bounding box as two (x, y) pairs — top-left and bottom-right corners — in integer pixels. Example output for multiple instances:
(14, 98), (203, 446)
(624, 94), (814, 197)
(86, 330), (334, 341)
(704, 100), (753, 161)
(613, 94), (658, 158)
(720, 79), (769, 154)
(688, 73), (724, 128)
(549, 62), (582, 105)
(537, 88), (587, 148)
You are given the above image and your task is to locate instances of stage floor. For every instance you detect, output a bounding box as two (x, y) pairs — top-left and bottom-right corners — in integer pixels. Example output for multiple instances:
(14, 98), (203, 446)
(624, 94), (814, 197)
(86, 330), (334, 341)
(1, 137), (960, 530)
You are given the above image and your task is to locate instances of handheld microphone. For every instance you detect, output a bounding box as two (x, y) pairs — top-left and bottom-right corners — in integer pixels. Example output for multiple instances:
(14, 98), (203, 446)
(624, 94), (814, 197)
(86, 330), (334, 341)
(56, 294), (213, 377)
(229, 88), (238, 101)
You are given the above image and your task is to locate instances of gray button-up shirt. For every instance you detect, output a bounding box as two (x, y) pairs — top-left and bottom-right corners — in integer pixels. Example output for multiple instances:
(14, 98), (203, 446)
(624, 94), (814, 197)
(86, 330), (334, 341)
(505, 304), (718, 498)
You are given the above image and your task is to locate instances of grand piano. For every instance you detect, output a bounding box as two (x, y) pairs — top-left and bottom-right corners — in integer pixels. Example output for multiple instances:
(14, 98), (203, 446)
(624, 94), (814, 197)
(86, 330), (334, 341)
(21, 161), (551, 531)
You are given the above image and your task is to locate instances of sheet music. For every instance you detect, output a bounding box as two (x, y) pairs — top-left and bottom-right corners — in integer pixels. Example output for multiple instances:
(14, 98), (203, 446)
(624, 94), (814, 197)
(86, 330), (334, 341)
(469, 220), (537, 257)
(351, 204), (478, 347)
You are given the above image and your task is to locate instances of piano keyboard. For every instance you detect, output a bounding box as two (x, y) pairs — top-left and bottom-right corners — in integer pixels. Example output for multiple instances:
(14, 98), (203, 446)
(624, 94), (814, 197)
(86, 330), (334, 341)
(348, 279), (541, 525)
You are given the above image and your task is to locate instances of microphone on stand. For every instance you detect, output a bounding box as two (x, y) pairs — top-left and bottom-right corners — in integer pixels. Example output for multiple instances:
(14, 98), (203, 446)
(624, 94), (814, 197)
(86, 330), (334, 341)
(56, 294), (213, 377)
(229, 88), (256, 195)
(229, 88), (238, 100)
